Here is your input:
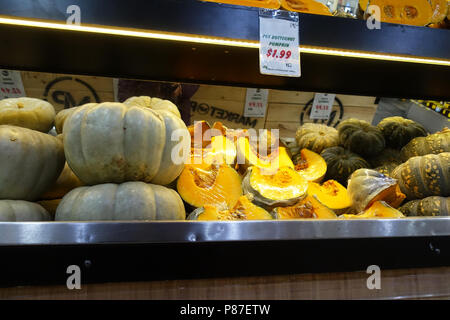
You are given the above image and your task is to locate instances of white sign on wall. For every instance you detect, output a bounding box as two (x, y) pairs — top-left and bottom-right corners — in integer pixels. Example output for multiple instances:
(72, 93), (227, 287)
(0, 70), (25, 99)
(310, 93), (336, 120)
(244, 88), (269, 118)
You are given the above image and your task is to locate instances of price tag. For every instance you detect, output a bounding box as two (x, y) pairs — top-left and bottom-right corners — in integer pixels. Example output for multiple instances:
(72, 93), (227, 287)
(244, 88), (269, 118)
(310, 93), (336, 120)
(259, 9), (300, 77)
(0, 69), (25, 99)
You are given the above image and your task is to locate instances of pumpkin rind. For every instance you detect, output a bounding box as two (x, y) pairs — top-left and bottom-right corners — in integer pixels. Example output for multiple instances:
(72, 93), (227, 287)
(320, 146), (370, 186)
(280, 0), (333, 15)
(0, 97), (56, 133)
(340, 201), (405, 219)
(295, 123), (339, 154)
(392, 152), (450, 200)
(0, 125), (65, 201)
(399, 196), (450, 216)
(0, 200), (51, 221)
(400, 128), (450, 161)
(55, 181), (185, 221)
(272, 195), (337, 219)
(377, 117), (427, 149)
(337, 118), (385, 157)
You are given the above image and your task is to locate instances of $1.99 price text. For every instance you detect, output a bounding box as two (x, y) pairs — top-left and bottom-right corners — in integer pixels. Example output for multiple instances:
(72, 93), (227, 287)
(265, 48), (292, 59)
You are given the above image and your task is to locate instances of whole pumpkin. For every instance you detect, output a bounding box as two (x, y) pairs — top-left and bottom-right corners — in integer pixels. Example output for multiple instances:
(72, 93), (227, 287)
(337, 118), (385, 157)
(0, 125), (65, 201)
(0, 97), (56, 133)
(123, 96), (181, 118)
(0, 200), (51, 221)
(399, 196), (449, 216)
(400, 128), (450, 161)
(368, 148), (402, 168)
(55, 182), (185, 221)
(63, 101), (190, 186)
(392, 152), (450, 200)
(295, 123), (339, 154)
(377, 117), (427, 149)
(320, 146), (370, 186)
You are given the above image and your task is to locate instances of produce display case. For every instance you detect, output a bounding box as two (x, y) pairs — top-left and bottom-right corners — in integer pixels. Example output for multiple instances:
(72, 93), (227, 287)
(0, 0), (449, 287)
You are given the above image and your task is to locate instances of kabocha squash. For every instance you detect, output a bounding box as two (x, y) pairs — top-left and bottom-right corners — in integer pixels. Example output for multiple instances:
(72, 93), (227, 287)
(187, 195), (273, 221)
(0, 97), (56, 133)
(377, 117), (427, 149)
(0, 200), (51, 221)
(295, 123), (339, 154)
(55, 182), (185, 221)
(340, 201), (405, 219)
(374, 162), (399, 177)
(429, 0), (448, 23)
(400, 128), (450, 161)
(320, 146), (370, 186)
(281, 0), (333, 15)
(272, 195), (337, 219)
(368, 148), (402, 168)
(40, 163), (83, 200)
(307, 180), (352, 214)
(292, 148), (327, 182)
(242, 166), (308, 208)
(347, 169), (406, 212)
(366, 0), (433, 26)
(399, 196), (450, 216)
(0, 125), (65, 201)
(392, 152), (450, 200)
(63, 101), (190, 186)
(123, 96), (181, 118)
(177, 163), (243, 209)
(337, 119), (385, 157)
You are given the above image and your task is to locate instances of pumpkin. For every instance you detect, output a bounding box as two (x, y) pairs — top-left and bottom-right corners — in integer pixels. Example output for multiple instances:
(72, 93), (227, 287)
(63, 101), (190, 186)
(307, 180), (352, 214)
(374, 162), (399, 177)
(429, 0), (448, 23)
(320, 146), (370, 186)
(187, 195), (273, 221)
(272, 195), (337, 219)
(177, 163), (243, 209)
(0, 125), (65, 201)
(369, 148), (402, 168)
(280, 0), (333, 15)
(366, 0), (433, 26)
(123, 96), (181, 118)
(377, 117), (427, 149)
(392, 152), (450, 200)
(188, 120), (212, 149)
(191, 135), (237, 166)
(340, 201), (405, 219)
(55, 181), (185, 221)
(399, 196), (449, 216)
(292, 148), (327, 182)
(40, 163), (83, 200)
(400, 128), (450, 161)
(347, 169), (406, 212)
(55, 106), (88, 134)
(337, 118), (385, 157)
(242, 166), (308, 209)
(37, 199), (61, 218)
(0, 97), (56, 133)
(295, 123), (339, 154)
(0, 200), (51, 221)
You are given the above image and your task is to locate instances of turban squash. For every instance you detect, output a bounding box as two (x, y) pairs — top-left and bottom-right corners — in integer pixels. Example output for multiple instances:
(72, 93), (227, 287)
(400, 128), (450, 161)
(339, 201), (405, 219)
(377, 117), (427, 149)
(55, 182), (185, 221)
(0, 200), (51, 221)
(392, 152), (450, 200)
(0, 125), (65, 201)
(272, 195), (337, 219)
(296, 123), (339, 154)
(63, 101), (190, 186)
(292, 148), (327, 183)
(307, 180), (352, 214)
(399, 196), (450, 216)
(0, 97), (56, 133)
(280, 0), (333, 15)
(366, 0), (433, 26)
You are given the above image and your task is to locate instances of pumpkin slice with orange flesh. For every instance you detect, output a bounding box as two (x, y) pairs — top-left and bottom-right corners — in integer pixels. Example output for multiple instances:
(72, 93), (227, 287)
(177, 163), (242, 209)
(188, 120), (212, 149)
(187, 195), (273, 221)
(366, 0), (433, 26)
(273, 195), (337, 219)
(307, 180), (352, 215)
(281, 0), (333, 15)
(293, 148), (327, 183)
(339, 201), (405, 219)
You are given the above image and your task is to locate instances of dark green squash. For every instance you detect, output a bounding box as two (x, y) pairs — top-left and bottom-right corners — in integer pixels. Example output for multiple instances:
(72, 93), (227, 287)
(320, 146), (370, 186)
(337, 118), (385, 157)
(399, 196), (449, 216)
(369, 148), (402, 168)
(377, 117), (427, 149)
(392, 152), (450, 200)
(374, 162), (399, 177)
(400, 128), (450, 161)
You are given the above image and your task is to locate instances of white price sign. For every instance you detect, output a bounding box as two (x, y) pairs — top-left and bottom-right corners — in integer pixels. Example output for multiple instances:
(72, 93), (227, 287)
(244, 88), (268, 118)
(0, 70), (25, 99)
(259, 10), (300, 77)
(310, 93), (336, 120)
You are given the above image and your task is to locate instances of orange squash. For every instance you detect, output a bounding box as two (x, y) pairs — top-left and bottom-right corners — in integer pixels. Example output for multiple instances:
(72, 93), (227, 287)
(340, 201), (405, 219)
(292, 148), (327, 182)
(203, 0), (280, 9)
(366, 0), (433, 26)
(272, 195), (337, 219)
(307, 180), (352, 214)
(177, 163), (243, 208)
(281, 0), (333, 16)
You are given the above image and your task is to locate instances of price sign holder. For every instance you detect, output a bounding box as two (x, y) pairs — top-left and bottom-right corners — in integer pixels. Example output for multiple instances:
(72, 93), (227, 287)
(259, 9), (300, 77)
(310, 93), (336, 120)
(244, 88), (269, 118)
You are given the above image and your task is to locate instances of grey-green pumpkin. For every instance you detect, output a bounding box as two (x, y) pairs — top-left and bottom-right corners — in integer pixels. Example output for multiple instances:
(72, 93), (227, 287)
(377, 117), (427, 149)
(400, 128), (450, 161)
(0, 200), (51, 221)
(399, 196), (449, 217)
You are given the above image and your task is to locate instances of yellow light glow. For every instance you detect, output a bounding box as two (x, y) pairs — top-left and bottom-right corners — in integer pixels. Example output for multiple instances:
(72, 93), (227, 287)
(0, 16), (449, 67)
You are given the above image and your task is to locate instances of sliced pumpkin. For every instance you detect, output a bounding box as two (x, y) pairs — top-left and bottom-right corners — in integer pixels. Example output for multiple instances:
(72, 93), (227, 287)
(273, 195), (337, 219)
(366, 0), (433, 26)
(307, 180), (352, 214)
(293, 148), (327, 182)
(188, 120), (213, 149)
(188, 195), (273, 221)
(280, 0), (333, 16)
(242, 166), (308, 208)
(340, 201), (405, 219)
(177, 163), (242, 208)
